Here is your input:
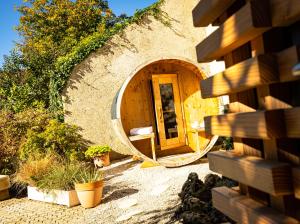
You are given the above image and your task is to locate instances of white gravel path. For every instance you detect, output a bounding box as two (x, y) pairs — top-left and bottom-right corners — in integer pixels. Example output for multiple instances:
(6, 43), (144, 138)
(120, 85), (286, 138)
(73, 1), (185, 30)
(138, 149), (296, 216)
(90, 158), (213, 224)
(0, 158), (213, 224)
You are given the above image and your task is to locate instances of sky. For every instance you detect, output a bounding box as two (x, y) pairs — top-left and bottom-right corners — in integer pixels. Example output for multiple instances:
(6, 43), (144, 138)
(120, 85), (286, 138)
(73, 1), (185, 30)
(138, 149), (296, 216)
(0, 0), (157, 67)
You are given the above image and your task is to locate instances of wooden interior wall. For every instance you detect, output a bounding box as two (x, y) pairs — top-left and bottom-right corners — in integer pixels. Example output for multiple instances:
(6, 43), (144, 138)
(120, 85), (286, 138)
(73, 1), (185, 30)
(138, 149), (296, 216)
(193, 0), (300, 222)
(120, 60), (219, 157)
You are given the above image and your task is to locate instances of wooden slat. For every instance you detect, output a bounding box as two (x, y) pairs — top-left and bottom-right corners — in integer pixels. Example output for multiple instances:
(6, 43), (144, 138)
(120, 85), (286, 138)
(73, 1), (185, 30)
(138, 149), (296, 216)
(212, 187), (299, 224)
(293, 167), (300, 199)
(0, 189), (9, 201)
(227, 102), (256, 113)
(277, 46), (300, 82)
(200, 54), (278, 98)
(128, 133), (154, 141)
(0, 175), (10, 191)
(270, 0), (300, 26)
(204, 110), (285, 139)
(208, 151), (293, 196)
(192, 0), (236, 27)
(284, 108), (300, 138)
(196, 0), (271, 62)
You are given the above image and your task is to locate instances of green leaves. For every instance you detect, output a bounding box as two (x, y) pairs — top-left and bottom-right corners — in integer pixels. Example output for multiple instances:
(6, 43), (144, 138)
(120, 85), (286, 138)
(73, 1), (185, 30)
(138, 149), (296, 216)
(85, 145), (111, 158)
(19, 119), (87, 161)
(1, 0), (167, 115)
(49, 0), (167, 113)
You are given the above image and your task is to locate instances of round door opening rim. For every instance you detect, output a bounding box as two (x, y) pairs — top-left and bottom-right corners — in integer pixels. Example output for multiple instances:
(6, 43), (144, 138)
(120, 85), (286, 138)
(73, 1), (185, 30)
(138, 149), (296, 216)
(112, 58), (220, 167)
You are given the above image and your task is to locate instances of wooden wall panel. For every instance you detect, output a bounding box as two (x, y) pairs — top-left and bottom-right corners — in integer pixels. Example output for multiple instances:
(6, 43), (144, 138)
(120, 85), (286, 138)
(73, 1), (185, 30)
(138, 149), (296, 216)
(120, 61), (218, 156)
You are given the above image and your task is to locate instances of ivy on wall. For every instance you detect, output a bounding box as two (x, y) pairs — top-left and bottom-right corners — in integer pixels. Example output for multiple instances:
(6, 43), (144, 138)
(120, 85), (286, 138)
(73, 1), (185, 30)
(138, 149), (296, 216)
(49, 0), (168, 115)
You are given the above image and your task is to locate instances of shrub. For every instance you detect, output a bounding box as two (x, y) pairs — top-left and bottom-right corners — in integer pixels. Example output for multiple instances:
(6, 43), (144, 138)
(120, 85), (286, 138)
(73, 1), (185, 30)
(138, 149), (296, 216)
(14, 156), (90, 191)
(85, 145), (111, 159)
(0, 107), (51, 175)
(37, 162), (86, 191)
(19, 119), (87, 161)
(14, 154), (58, 187)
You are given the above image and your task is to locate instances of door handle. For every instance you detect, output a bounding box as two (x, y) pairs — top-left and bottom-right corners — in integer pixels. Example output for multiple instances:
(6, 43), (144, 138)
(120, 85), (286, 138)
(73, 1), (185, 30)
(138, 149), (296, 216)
(159, 108), (163, 121)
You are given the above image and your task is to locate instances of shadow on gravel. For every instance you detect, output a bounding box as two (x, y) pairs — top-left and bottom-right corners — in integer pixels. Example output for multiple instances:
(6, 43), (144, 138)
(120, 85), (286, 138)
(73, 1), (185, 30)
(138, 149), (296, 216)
(102, 186), (139, 204)
(135, 206), (177, 224)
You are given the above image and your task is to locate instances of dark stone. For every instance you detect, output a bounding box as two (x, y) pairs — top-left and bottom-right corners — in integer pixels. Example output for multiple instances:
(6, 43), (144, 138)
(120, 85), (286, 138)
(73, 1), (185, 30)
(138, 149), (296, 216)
(173, 172), (237, 224)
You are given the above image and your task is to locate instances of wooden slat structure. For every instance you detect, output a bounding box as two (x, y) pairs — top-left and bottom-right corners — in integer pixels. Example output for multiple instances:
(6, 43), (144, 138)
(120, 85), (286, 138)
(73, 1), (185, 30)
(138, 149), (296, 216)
(200, 55), (278, 98)
(277, 46), (300, 82)
(212, 187), (299, 224)
(196, 0), (271, 62)
(0, 175), (10, 201)
(293, 167), (300, 199)
(208, 151), (293, 196)
(192, 0), (300, 221)
(284, 108), (300, 138)
(192, 0), (236, 27)
(204, 110), (286, 139)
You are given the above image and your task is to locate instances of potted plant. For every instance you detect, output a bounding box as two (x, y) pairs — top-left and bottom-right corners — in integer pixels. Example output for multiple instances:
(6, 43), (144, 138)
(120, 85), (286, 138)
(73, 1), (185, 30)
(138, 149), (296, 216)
(15, 156), (83, 207)
(74, 168), (104, 208)
(85, 145), (112, 167)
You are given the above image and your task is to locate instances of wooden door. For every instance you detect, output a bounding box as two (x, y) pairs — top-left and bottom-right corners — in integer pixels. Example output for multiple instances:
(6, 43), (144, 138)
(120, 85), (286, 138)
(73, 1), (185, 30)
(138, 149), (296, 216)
(152, 74), (186, 150)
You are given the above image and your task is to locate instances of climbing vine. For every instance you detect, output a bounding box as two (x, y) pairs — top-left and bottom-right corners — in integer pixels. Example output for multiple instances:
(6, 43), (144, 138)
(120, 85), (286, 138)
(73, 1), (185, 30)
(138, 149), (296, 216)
(49, 0), (168, 114)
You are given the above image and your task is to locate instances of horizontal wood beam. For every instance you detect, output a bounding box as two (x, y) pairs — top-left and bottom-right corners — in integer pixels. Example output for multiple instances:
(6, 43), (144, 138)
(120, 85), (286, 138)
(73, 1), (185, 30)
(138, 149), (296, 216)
(277, 45), (300, 82)
(270, 0), (300, 26)
(196, 0), (271, 62)
(0, 189), (9, 201)
(227, 102), (256, 113)
(208, 151), (293, 196)
(285, 108), (300, 138)
(204, 110), (286, 139)
(293, 167), (300, 199)
(200, 54), (278, 98)
(0, 175), (10, 191)
(212, 187), (299, 223)
(192, 0), (236, 27)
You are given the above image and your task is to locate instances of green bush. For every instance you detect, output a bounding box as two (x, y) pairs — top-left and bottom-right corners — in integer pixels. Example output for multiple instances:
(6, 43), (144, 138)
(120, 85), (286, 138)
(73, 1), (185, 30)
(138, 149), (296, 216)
(85, 145), (111, 158)
(0, 107), (51, 175)
(20, 119), (87, 161)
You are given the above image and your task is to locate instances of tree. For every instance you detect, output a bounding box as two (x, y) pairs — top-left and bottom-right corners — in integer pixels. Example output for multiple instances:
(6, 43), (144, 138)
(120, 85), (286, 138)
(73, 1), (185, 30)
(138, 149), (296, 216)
(0, 0), (116, 112)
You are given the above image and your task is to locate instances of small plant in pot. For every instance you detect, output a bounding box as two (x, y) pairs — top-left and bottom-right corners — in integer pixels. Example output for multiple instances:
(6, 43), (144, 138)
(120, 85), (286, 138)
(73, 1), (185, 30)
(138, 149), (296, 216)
(75, 168), (104, 208)
(14, 155), (85, 207)
(85, 145), (111, 168)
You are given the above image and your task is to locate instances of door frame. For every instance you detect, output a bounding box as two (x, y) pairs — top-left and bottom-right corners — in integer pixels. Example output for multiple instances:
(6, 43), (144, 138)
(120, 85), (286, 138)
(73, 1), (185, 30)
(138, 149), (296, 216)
(152, 74), (187, 150)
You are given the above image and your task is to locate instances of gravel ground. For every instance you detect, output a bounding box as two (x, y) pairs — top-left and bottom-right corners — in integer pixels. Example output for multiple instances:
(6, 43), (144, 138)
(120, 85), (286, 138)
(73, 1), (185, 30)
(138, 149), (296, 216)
(0, 158), (213, 224)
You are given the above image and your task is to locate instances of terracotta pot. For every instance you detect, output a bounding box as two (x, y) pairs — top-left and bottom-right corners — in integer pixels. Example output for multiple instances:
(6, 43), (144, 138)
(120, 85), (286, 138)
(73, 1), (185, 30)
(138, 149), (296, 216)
(75, 180), (104, 208)
(94, 153), (110, 167)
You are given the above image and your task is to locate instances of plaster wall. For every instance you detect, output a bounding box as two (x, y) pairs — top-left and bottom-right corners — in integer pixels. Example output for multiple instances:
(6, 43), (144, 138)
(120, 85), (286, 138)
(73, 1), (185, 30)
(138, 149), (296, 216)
(63, 0), (218, 157)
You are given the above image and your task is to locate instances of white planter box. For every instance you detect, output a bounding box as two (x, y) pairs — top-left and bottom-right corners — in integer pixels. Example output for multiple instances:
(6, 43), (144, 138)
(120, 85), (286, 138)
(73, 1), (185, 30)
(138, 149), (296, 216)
(27, 186), (80, 207)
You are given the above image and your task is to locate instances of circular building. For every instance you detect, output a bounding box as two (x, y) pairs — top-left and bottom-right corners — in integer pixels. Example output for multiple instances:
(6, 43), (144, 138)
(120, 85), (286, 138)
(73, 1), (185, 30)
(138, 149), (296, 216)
(63, 0), (221, 167)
